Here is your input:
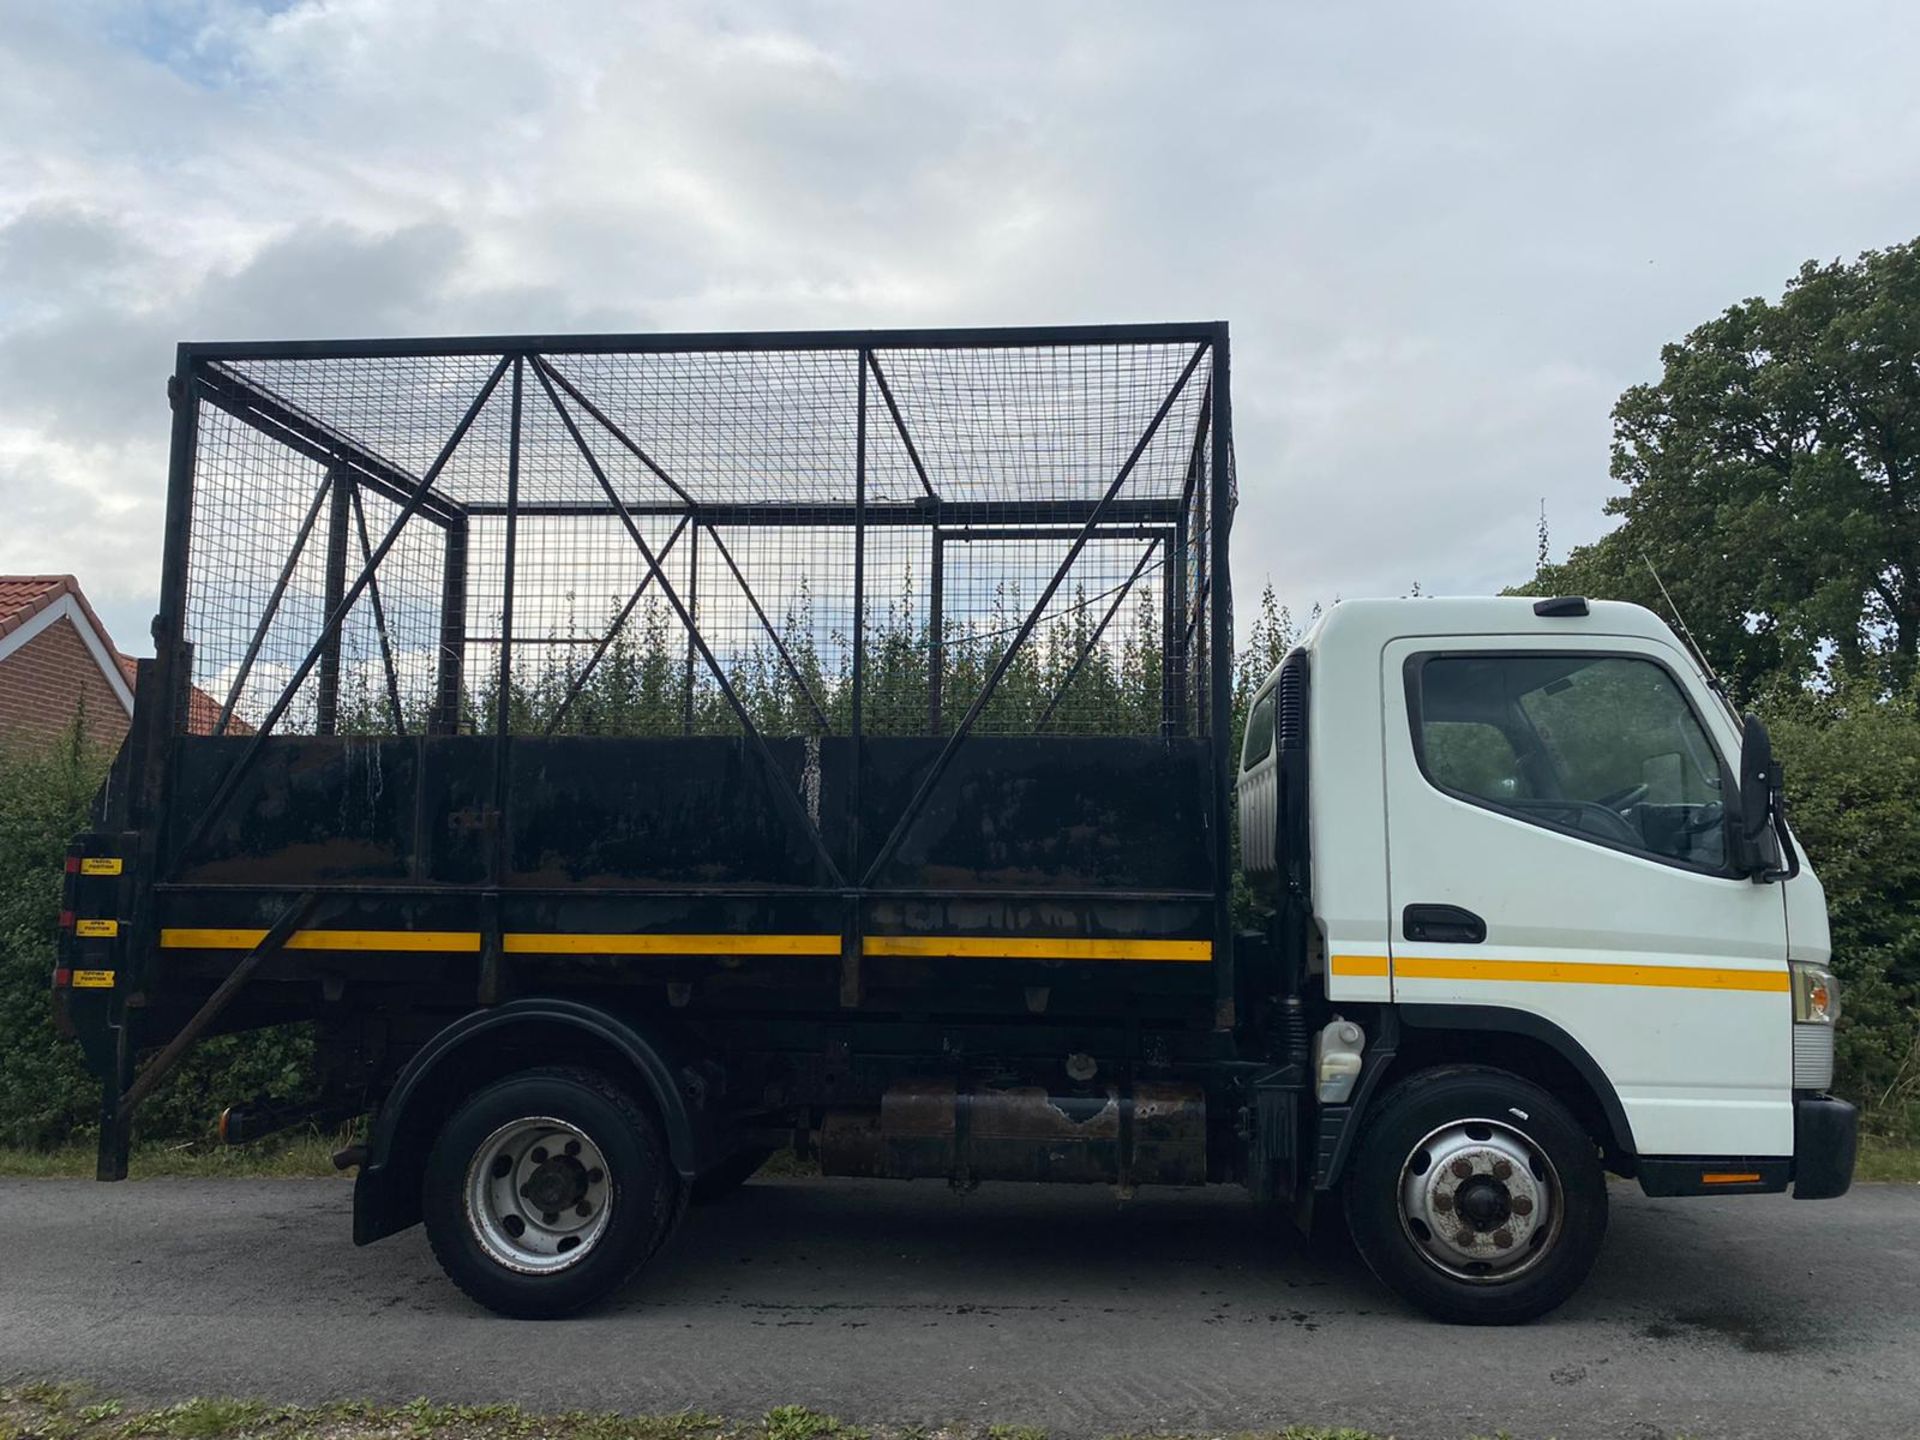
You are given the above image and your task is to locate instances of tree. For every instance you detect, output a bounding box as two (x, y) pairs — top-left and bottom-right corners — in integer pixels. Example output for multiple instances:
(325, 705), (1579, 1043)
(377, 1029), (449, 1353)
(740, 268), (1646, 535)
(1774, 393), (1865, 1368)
(1524, 240), (1920, 698)
(1515, 238), (1920, 1140)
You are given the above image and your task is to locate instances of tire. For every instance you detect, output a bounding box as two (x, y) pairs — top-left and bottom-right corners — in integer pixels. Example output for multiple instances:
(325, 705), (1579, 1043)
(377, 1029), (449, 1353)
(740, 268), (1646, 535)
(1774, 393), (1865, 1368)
(423, 1066), (682, 1318)
(1343, 1065), (1607, 1325)
(690, 1146), (775, 1205)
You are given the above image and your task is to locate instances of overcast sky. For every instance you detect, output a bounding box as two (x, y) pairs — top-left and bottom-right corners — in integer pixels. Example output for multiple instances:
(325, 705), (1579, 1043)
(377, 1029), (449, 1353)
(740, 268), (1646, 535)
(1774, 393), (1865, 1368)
(2, 0), (1918, 654)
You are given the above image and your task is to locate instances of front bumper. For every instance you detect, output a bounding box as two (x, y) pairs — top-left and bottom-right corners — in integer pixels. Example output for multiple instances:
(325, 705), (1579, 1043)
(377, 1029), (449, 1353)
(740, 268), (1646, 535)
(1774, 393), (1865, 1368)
(1791, 1093), (1857, 1200)
(1635, 1094), (1858, 1199)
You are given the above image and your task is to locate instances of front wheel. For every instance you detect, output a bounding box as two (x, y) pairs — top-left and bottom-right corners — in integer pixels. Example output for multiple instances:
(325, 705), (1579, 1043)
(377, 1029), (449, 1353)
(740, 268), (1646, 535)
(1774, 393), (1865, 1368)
(1344, 1065), (1607, 1324)
(423, 1066), (682, 1318)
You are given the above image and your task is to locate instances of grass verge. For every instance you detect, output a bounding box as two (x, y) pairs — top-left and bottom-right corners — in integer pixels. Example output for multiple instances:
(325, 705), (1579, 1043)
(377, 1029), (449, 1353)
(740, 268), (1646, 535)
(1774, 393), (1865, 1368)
(0, 1132), (345, 1180)
(1856, 1133), (1920, 1183)
(0, 1387), (1388, 1440)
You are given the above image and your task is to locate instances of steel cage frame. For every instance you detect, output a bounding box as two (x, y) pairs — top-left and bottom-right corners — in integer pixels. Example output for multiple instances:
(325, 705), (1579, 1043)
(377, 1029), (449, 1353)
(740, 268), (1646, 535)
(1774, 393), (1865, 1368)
(133, 323), (1236, 999)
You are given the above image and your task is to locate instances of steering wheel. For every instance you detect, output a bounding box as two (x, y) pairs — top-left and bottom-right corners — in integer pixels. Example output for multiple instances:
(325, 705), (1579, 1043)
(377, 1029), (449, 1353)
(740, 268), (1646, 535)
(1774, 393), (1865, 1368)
(1594, 782), (1649, 813)
(1676, 801), (1725, 835)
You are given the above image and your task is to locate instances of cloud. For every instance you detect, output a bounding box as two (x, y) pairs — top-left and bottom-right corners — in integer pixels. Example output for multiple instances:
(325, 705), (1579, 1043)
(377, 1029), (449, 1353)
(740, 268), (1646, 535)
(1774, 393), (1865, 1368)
(1, 0), (1918, 650)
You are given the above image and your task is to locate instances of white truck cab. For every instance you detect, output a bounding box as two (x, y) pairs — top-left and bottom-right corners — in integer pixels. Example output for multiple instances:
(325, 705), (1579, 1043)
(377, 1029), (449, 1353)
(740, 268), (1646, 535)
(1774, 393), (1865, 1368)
(1239, 594), (1855, 1322)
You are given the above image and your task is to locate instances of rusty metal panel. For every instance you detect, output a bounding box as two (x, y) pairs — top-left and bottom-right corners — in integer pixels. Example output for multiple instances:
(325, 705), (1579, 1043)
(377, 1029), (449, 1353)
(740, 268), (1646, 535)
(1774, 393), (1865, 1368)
(817, 1077), (1206, 1187)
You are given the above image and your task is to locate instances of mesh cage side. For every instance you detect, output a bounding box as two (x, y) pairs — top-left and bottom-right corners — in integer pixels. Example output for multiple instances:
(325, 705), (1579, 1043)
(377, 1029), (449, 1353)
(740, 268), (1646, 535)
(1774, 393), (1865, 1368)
(174, 332), (1222, 742)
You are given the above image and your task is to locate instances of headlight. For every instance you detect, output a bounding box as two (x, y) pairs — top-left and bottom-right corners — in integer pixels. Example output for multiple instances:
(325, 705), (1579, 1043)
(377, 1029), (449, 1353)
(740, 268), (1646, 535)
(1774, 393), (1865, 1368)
(1791, 961), (1840, 1025)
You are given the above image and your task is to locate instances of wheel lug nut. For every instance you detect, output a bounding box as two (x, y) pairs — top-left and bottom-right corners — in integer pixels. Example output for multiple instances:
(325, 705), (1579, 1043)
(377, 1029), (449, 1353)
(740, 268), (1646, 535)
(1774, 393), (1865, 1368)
(1456, 1229), (1478, 1249)
(1493, 1228), (1514, 1249)
(1432, 1191), (1454, 1213)
(543, 1211), (559, 1225)
(531, 1147), (548, 1164)
(1491, 1158), (1512, 1180)
(587, 1168), (604, 1185)
(1510, 1194), (1534, 1216)
(566, 1140), (581, 1157)
(575, 1201), (591, 1217)
(1450, 1158), (1474, 1179)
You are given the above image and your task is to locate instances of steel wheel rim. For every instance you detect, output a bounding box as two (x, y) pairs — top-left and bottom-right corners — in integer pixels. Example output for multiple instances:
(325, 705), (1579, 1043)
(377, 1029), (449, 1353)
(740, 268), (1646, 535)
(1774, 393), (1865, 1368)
(464, 1115), (613, 1275)
(1396, 1116), (1563, 1284)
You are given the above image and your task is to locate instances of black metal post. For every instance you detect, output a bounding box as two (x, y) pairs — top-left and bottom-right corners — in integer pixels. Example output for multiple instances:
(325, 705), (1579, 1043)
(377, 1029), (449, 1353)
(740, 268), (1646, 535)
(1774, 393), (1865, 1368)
(432, 515), (470, 735)
(315, 464), (352, 735)
(844, 350), (869, 1007)
(131, 347), (199, 1061)
(151, 352), (200, 751)
(850, 352), (868, 859)
(495, 359), (523, 755)
(1170, 380), (1211, 738)
(482, 355), (524, 1006)
(927, 524), (944, 735)
(1162, 513), (1180, 738)
(683, 524), (698, 735)
(1207, 327), (1235, 1034)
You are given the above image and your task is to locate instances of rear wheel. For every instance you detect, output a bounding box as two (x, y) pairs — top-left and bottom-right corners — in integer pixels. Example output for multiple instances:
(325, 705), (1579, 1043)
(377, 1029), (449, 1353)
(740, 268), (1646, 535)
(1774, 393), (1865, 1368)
(1344, 1065), (1607, 1324)
(423, 1066), (681, 1318)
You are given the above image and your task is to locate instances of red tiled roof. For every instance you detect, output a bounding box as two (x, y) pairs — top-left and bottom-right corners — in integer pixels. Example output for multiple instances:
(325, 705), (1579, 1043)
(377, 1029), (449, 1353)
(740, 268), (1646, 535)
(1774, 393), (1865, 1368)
(1, 575), (246, 737)
(0, 575), (119, 650)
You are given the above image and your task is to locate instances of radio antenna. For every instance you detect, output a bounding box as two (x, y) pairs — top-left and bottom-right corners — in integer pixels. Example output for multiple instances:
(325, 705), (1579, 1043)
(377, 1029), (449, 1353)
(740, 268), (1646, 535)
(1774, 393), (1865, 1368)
(1643, 552), (1731, 706)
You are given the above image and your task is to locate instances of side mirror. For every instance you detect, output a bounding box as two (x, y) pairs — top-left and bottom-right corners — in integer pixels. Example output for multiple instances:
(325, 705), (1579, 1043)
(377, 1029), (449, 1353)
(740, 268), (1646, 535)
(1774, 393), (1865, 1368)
(1735, 714), (1795, 880)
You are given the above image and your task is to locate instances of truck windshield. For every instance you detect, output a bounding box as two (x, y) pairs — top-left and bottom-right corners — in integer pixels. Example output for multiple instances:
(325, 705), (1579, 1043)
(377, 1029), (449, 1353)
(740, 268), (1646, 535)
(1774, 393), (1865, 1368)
(1411, 653), (1728, 872)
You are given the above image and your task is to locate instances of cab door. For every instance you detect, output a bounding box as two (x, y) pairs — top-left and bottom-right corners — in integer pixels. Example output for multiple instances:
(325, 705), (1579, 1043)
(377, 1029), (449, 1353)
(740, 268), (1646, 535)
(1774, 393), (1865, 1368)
(1381, 635), (1792, 1158)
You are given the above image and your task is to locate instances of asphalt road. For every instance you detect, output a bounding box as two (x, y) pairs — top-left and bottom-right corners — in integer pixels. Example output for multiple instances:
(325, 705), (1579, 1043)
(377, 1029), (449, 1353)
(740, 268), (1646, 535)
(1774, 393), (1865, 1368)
(1, 1175), (1915, 1440)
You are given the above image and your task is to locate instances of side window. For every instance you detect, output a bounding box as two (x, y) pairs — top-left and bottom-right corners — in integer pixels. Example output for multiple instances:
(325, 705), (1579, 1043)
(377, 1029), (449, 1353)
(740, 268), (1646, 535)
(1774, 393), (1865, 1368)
(1422, 721), (1533, 803)
(1242, 689), (1276, 769)
(1410, 653), (1729, 871)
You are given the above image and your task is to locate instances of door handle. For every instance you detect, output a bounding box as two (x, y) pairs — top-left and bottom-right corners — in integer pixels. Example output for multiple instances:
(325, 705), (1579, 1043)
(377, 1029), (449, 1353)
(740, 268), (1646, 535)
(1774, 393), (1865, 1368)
(1403, 904), (1486, 945)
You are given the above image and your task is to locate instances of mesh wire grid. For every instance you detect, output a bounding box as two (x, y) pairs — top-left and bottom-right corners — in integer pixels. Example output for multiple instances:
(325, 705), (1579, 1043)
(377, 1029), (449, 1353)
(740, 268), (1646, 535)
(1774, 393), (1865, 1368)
(178, 335), (1224, 742)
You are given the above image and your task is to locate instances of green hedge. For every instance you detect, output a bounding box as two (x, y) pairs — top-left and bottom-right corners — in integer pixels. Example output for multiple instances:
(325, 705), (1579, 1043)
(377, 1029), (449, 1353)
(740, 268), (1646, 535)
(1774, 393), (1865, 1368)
(0, 728), (312, 1150)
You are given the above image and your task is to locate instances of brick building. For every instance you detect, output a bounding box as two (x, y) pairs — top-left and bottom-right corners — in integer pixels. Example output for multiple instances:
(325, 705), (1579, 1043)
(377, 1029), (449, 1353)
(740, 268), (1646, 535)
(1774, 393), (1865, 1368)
(0, 575), (237, 752)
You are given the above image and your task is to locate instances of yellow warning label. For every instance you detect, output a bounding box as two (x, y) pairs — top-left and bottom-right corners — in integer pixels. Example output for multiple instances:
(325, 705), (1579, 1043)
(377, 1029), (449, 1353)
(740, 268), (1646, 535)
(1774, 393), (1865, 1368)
(71, 970), (115, 988)
(79, 857), (123, 876)
(75, 918), (119, 938)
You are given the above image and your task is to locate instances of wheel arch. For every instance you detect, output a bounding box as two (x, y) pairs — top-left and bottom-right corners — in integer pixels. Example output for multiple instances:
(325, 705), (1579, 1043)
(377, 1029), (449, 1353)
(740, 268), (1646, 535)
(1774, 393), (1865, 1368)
(353, 998), (713, 1245)
(1389, 1005), (1637, 1171)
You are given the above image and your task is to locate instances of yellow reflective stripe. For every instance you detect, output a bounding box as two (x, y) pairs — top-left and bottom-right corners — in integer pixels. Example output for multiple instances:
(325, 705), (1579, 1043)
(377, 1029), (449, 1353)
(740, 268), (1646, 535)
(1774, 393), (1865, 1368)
(863, 935), (1212, 963)
(1329, 954), (1390, 978)
(1388, 954), (1790, 993)
(157, 929), (1211, 963)
(504, 933), (839, 956)
(161, 929), (482, 953)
